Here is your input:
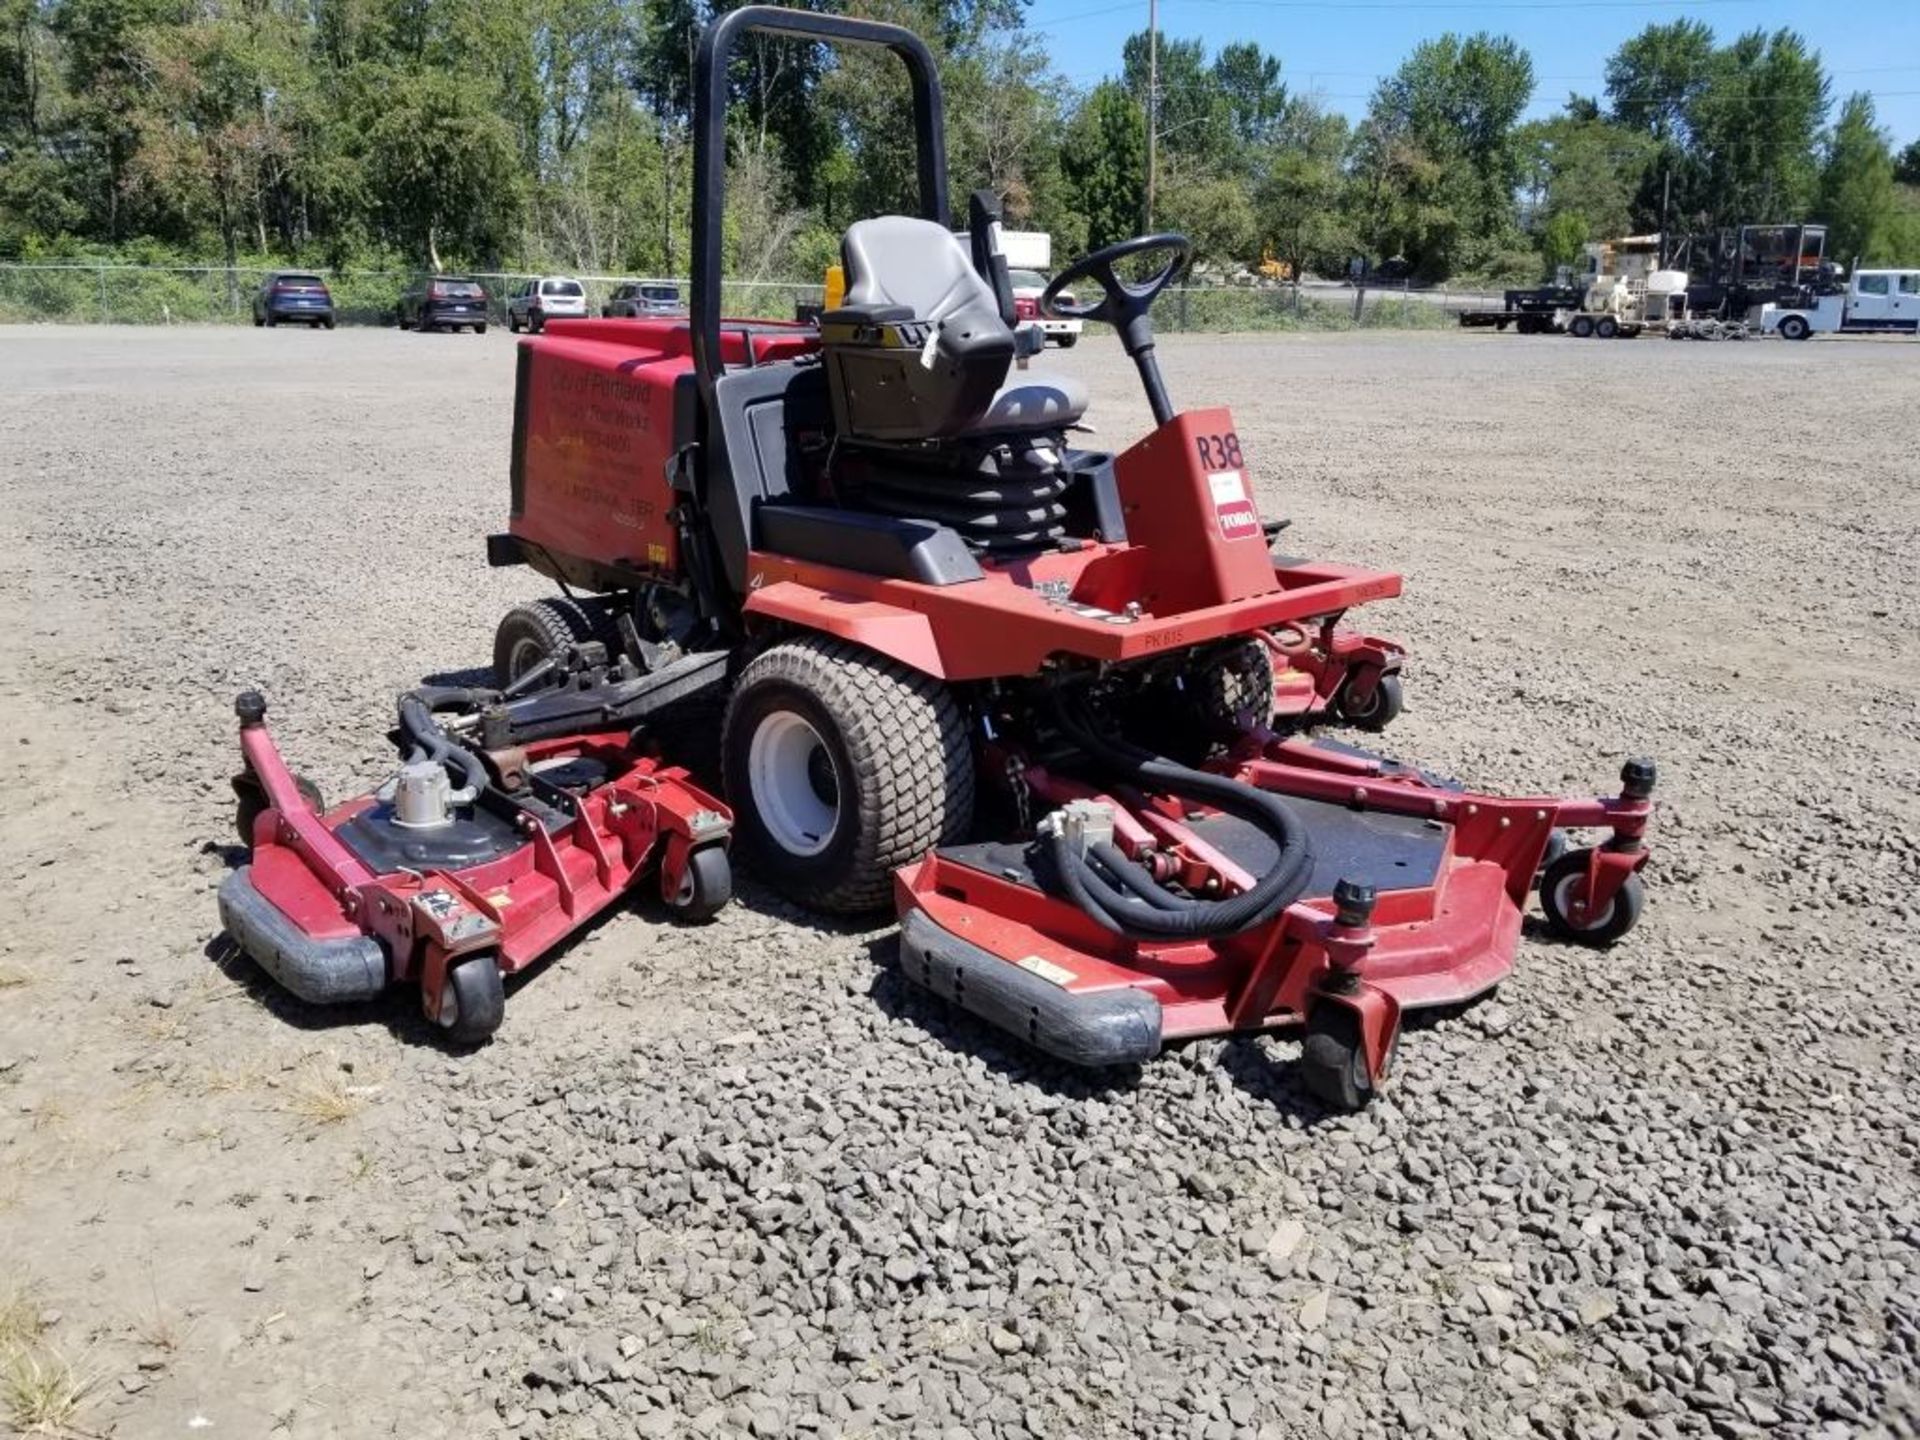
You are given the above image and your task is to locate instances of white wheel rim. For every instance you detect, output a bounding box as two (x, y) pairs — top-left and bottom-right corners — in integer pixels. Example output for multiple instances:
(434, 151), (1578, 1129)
(748, 710), (839, 858)
(1551, 871), (1613, 932)
(437, 980), (458, 1029)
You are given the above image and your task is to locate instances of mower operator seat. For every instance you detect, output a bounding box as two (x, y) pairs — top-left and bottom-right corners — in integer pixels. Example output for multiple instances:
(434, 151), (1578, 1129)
(821, 216), (1089, 443)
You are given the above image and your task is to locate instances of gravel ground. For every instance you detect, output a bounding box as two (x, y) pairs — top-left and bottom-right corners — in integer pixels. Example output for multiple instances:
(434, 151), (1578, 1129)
(1, 324), (1917, 1440)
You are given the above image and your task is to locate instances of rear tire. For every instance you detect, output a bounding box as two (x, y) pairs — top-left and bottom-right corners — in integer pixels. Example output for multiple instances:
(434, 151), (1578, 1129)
(722, 637), (973, 914)
(492, 597), (610, 686)
(1595, 316), (1620, 339)
(1568, 314), (1595, 339)
(1057, 333), (1078, 348)
(475, 323), (488, 335)
(435, 955), (505, 1046)
(1778, 314), (1811, 342)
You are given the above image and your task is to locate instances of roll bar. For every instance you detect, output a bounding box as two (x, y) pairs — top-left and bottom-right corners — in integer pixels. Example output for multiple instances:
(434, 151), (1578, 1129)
(690, 6), (949, 418)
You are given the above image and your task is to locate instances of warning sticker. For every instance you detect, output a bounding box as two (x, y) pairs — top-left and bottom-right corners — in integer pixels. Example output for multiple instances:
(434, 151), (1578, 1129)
(1016, 954), (1077, 987)
(1208, 469), (1261, 541)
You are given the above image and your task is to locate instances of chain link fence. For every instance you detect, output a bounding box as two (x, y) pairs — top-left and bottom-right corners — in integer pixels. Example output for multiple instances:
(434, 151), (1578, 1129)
(0, 262), (1497, 332)
(0, 264), (827, 327)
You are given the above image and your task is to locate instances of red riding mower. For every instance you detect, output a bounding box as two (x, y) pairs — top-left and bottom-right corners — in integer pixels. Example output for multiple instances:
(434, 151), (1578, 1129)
(223, 7), (1654, 1092)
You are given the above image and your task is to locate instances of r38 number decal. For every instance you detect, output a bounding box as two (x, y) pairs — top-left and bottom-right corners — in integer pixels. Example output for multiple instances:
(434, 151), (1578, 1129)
(1194, 432), (1245, 470)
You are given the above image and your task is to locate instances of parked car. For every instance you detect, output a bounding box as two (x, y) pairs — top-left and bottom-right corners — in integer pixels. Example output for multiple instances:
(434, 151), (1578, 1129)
(252, 272), (335, 329)
(602, 282), (685, 318)
(1007, 268), (1081, 347)
(506, 276), (589, 333)
(398, 275), (490, 333)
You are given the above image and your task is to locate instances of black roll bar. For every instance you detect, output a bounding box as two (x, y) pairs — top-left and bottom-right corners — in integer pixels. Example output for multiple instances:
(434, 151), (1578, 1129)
(689, 5), (949, 422)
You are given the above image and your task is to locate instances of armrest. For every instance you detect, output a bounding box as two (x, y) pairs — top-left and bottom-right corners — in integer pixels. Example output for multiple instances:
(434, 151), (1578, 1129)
(821, 304), (917, 326)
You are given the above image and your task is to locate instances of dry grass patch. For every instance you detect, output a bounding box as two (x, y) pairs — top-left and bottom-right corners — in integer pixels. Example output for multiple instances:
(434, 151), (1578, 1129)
(2, 1343), (98, 1435)
(282, 1064), (379, 1126)
(0, 1283), (46, 1351)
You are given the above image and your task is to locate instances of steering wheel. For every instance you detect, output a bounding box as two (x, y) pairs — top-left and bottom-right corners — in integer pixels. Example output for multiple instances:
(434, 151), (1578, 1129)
(1041, 233), (1192, 356)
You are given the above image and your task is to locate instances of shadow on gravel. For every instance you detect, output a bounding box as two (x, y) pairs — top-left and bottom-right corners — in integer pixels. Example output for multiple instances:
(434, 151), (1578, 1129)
(419, 663), (495, 689)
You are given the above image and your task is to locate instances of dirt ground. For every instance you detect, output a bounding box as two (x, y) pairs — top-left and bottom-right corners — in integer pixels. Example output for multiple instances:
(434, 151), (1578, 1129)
(1, 324), (1916, 1440)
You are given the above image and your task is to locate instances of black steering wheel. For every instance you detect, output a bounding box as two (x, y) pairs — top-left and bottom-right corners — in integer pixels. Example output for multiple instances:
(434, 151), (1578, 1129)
(1042, 233), (1192, 426)
(1041, 233), (1192, 355)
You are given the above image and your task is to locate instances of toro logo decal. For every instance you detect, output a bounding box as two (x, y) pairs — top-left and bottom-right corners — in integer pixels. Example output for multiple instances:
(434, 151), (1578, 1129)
(1195, 432), (1258, 541)
(1206, 467), (1260, 542)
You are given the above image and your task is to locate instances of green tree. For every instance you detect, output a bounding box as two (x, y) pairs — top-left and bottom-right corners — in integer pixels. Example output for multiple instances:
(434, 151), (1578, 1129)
(1540, 209), (1587, 269)
(1895, 139), (1920, 186)
(1820, 93), (1900, 265)
(1354, 32), (1535, 279)
(1254, 99), (1351, 281)
(1060, 80), (1145, 251)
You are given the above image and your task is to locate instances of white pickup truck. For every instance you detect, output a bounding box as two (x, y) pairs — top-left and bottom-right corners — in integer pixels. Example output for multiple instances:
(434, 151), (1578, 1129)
(1762, 269), (1920, 339)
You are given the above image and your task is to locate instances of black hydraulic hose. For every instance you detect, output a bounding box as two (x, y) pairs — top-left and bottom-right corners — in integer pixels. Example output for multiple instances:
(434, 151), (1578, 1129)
(398, 688), (495, 805)
(1044, 693), (1315, 939)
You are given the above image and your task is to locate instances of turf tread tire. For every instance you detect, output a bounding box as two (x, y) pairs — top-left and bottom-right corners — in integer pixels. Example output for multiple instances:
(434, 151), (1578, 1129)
(493, 596), (612, 686)
(723, 637), (973, 914)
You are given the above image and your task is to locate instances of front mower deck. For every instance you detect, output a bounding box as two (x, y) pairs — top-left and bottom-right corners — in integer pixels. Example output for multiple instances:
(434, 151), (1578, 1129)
(896, 735), (1654, 1105)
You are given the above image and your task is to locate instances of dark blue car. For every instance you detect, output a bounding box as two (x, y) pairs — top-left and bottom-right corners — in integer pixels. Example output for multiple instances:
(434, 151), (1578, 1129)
(253, 272), (336, 329)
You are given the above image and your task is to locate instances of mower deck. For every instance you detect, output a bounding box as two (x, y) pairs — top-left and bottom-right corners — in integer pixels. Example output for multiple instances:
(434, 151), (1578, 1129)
(219, 693), (732, 1044)
(896, 733), (1653, 1103)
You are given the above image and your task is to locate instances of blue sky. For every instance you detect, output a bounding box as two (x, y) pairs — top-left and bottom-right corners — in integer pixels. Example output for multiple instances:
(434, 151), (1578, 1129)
(1023, 0), (1920, 148)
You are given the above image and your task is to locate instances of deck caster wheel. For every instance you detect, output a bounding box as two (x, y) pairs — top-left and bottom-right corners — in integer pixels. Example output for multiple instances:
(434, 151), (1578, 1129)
(1332, 671), (1403, 731)
(665, 845), (732, 922)
(723, 636), (973, 914)
(1539, 848), (1644, 946)
(232, 771), (325, 845)
(1300, 1007), (1374, 1112)
(1533, 829), (1569, 890)
(434, 955), (504, 1046)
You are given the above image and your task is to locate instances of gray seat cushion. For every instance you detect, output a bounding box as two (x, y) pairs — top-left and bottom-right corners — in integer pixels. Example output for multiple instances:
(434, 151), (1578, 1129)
(978, 373), (1089, 433)
(840, 217), (1089, 436)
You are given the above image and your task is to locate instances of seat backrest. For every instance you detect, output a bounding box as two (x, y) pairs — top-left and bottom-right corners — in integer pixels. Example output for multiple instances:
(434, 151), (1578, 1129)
(842, 218), (1002, 328)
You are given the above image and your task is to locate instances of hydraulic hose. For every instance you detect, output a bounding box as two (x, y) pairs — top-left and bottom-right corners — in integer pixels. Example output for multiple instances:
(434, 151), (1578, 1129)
(398, 687), (496, 806)
(1044, 692), (1315, 940)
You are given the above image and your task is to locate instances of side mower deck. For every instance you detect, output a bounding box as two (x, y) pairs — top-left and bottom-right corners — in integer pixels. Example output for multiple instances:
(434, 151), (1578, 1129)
(896, 734), (1653, 1107)
(219, 691), (733, 1044)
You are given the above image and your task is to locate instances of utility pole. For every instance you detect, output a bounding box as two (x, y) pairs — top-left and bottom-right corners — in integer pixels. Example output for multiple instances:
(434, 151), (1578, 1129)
(1145, 0), (1157, 230)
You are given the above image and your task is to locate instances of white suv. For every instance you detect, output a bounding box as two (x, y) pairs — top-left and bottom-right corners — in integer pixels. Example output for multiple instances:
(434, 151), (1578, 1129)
(506, 277), (589, 333)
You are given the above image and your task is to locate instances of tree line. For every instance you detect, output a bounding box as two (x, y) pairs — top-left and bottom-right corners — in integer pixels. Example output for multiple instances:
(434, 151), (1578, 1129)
(1, 0), (1916, 283)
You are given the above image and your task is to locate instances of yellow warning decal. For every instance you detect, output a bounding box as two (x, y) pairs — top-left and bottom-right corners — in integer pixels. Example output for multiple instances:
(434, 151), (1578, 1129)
(1016, 955), (1076, 987)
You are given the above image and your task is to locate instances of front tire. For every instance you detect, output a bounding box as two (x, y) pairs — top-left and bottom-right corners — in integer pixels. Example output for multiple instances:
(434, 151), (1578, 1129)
(722, 637), (973, 913)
